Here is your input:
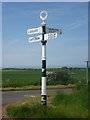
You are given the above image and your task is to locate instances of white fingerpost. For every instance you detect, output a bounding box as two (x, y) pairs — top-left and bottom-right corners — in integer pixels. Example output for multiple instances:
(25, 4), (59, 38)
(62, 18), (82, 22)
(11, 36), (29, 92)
(27, 10), (62, 106)
(41, 11), (47, 105)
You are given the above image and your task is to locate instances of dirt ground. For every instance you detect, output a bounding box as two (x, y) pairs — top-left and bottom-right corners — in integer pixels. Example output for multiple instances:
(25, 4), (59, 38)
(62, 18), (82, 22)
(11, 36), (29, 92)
(2, 105), (9, 118)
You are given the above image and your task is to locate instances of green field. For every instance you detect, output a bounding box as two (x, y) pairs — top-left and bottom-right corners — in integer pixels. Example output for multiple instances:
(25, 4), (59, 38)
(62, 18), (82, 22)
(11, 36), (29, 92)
(2, 68), (87, 88)
(2, 69), (41, 87)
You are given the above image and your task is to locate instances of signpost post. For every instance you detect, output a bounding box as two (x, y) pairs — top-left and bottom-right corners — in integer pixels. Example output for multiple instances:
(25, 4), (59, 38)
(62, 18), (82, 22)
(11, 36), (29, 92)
(27, 10), (62, 105)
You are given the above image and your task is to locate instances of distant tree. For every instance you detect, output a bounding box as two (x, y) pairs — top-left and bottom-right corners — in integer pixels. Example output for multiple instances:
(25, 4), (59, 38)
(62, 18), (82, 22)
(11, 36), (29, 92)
(69, 67), (73, 70)
(61, 66), (68, 70)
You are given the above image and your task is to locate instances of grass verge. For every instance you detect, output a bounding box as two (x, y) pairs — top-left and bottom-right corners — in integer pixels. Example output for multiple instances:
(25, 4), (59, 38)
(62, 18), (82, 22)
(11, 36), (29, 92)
(1, 84), (75, 91)
(6, 86), (88, 118)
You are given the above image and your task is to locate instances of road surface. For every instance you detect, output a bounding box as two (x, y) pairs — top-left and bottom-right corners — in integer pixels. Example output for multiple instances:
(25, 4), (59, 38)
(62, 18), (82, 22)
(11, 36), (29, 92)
(2, 89), (72, 106)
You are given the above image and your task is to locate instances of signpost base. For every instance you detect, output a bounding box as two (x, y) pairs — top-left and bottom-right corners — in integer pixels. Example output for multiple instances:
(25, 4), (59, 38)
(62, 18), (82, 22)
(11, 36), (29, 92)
(41, 95), (47, 105)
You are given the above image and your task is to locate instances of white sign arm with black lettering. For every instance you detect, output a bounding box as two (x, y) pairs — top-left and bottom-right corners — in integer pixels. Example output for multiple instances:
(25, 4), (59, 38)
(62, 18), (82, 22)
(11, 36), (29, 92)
(27, 27), (42, 35)
(29, 35), (42, 43)
(46, 27), (62, 34)
(44, 32), (57, 41)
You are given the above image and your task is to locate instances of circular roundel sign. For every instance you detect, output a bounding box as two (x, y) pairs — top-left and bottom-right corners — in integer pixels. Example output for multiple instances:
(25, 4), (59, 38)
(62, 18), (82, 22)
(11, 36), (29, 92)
(40, 10), (48, 21)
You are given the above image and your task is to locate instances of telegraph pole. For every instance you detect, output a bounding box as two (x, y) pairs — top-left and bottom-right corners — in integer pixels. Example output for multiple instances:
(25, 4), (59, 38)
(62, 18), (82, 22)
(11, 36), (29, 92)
(85, 61), (90, 85)
(86, 61), (88, 85)
(27, 10), (62, 105)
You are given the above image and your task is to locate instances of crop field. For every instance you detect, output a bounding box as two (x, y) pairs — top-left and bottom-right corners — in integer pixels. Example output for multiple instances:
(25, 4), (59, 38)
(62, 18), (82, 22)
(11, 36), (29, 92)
(2, 69), (41, 87)
(2, 68), (86, 88)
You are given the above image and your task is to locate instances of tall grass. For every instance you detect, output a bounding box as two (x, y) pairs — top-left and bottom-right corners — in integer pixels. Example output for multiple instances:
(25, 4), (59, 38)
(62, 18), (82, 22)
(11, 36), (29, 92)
(7, 104), (56, 119)
(52, 86), (88, 118)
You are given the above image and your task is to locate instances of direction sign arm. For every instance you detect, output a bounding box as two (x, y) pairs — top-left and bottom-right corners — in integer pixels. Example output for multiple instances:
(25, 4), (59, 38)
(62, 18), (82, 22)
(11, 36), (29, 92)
(27, 27), (42, 35)
(60, 29), (62, 34)
(29, 35), (42, 43)
(46, 27), (62, 35)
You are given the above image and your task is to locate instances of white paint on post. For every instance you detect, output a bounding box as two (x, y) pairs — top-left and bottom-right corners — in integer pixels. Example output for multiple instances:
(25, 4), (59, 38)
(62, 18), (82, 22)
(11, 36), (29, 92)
(42, 77), (46, 95)
(42, 45), (46, 60)
(42, 43), (46, 95)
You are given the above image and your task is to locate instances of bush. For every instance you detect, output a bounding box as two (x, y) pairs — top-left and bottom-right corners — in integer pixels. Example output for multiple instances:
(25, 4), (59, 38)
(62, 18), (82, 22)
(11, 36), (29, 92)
(47, 71), (73, 85)
(55, 71), (71, 85)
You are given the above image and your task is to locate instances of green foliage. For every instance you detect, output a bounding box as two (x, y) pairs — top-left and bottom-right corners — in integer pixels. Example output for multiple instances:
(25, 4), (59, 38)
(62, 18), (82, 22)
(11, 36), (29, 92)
(7, 104), (31, 119)
(52, 86), (88, 118)
(55, 71), (72, 85)
(7, 104), (56, 119)
(61, 66), (68, 70)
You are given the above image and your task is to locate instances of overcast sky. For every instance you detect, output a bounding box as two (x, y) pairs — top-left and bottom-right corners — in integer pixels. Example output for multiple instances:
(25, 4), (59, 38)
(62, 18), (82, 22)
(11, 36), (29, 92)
(2, 2), (88, 68)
